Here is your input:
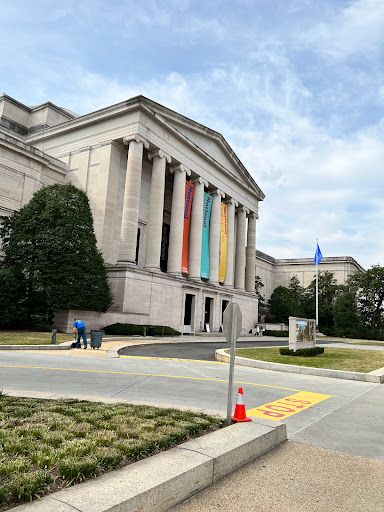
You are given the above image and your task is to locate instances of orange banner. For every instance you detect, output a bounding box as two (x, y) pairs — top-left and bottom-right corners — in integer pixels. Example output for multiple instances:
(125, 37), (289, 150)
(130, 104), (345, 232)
(181, 181), (195, 273)
(218, 203), (227, 283)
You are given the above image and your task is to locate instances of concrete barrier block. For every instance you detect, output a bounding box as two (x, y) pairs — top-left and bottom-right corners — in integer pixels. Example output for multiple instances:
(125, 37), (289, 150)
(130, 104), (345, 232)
(177, 421), (287, 482)
(13, 447), (213, 512)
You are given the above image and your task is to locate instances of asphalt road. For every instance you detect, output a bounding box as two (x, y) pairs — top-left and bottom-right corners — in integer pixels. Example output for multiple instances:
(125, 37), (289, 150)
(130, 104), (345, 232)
(1, 348), (383, 461)
(118, 338), (351, 360)
(119, 340), (288, 360)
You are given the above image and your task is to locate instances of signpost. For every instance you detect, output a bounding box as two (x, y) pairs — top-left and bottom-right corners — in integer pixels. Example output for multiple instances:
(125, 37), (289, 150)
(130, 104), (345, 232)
(223, 303), (242, 424)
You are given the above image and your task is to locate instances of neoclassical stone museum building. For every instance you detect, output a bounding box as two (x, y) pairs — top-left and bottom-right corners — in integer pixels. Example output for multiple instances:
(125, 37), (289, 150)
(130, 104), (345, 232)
(0, 94), (364, 333)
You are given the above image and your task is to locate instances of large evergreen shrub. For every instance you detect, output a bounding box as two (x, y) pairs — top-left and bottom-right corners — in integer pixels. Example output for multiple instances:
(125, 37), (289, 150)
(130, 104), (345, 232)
(0, 183), (112, 328)
(103, 323), (181, 336)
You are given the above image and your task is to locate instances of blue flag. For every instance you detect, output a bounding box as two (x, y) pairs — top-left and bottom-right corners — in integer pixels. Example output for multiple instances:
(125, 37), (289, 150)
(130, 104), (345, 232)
(313, 244), (322, 264)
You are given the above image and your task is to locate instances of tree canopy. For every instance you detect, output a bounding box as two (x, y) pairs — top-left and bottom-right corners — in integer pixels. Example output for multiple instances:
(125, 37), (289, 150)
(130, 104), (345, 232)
(332, 292), (361, 337)
(347, 265), (384, 330)
(268, 286), (297, 323)
(0, 183), (112, 328)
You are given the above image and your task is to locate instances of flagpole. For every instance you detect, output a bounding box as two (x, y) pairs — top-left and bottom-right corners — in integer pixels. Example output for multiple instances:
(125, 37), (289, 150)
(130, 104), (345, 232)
(315, 237), (319, 327)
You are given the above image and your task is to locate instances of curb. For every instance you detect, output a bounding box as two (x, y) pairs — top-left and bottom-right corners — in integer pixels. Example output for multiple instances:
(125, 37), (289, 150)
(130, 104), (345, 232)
(215, 349), (384, 383)
(3, 390), (226, 418)
(0, 342), (71, 350)
(10, 409), (286, 511)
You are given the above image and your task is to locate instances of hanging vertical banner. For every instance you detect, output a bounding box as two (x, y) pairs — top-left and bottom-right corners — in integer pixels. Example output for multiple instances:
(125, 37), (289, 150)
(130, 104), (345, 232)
(181, 181), (195, 274)
(200, 192), (212, 278)
(218, 202), (228, 283)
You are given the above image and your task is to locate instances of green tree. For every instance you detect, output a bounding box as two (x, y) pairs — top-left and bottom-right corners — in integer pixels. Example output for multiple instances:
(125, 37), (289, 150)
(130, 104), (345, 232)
(333, 292), (361, 337)
(268, 286), (296, 323)
(255, 275), (269, 321)
(255, 275), (265, 303)
(0, 268), (29, 328)
(304, 271), (339, 329)
(0, 183), (112, 328)
(347, 265), (384, 330)
(288, 275), (306, 317)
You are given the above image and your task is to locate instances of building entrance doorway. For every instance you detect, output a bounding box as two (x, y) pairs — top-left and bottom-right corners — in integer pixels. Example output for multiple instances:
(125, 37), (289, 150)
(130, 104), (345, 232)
(221, 300), (229, 331)
(183, 294), (195, 334)
(204, 297), (213, 332)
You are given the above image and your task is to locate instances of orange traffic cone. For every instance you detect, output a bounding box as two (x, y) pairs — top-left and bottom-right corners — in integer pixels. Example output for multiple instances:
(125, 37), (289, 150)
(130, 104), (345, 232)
(231, 387), (252, 422)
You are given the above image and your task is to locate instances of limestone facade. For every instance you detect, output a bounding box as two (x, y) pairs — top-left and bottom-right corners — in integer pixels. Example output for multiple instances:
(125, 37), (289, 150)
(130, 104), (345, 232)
(0, 94), (263, 333)
(0, 134), (67, 256)
(256, 251), (364, 301)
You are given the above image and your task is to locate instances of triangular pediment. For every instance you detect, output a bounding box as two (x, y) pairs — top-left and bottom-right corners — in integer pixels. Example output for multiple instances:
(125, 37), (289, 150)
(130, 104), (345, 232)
(140, 97), (265, 201)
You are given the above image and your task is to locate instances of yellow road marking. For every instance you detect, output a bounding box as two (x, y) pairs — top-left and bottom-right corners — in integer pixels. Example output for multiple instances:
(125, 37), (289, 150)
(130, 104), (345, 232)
(0, 364), (301, 392)
(120, 355), (226, 364)
(247, 391), (332, 421)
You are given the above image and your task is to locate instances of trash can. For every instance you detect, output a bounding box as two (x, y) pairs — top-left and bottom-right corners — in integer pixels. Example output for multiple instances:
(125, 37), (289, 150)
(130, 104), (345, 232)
(90, 330), (104, 349)
(148, 327), (156, 336)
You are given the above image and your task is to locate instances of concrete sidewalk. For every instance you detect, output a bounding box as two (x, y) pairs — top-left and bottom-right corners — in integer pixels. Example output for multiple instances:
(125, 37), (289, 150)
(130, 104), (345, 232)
(172, 441), (384, 512)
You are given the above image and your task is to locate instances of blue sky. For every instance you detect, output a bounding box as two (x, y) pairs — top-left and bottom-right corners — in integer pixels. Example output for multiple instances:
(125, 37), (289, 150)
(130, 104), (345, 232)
(1, 0), (383, 269)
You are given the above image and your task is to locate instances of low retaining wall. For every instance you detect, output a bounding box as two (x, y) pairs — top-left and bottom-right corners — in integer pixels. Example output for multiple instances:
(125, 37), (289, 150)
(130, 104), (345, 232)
(216, 349), (384, 384)
(12, 418), (286, 512)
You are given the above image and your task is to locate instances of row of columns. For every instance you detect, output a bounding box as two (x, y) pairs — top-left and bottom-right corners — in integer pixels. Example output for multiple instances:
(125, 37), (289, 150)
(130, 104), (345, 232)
(118, 135), (257, 293)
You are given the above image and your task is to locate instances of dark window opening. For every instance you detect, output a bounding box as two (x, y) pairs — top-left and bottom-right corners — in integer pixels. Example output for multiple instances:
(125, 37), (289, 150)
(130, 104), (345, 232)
(184, 294), (193, 326)
(135, 228), (140, 264)
(160, 223), (170, 272)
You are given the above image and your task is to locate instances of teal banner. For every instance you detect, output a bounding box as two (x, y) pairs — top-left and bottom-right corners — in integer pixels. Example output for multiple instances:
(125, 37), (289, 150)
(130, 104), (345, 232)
(200, 192), (212, 278)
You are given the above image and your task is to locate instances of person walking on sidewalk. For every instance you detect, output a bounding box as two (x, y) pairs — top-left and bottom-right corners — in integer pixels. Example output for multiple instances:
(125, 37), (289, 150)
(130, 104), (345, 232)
(73, 318), (87, 349)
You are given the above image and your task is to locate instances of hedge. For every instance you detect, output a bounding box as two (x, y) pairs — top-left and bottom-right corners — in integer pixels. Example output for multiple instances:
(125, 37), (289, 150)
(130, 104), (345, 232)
(263, 330), (289, 337)
(102, 323), (181, 336)
(279, 347), (324, 357)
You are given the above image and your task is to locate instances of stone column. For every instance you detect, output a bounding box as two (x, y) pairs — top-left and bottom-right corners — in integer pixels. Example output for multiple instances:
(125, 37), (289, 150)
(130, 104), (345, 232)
(119, 134), (149, 263)
(167, 165), (191, 277)
(224, 198), (238, 288)
(234, 206), (249, 290)
(189, 177), (208, 281)
(209, 189), (225, 285)
(245, 212), (258, 293)
(144, 149), (172, 271)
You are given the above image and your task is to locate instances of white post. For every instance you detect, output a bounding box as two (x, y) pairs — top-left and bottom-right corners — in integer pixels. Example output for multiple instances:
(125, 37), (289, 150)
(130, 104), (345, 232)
(316, 237), (319, 327)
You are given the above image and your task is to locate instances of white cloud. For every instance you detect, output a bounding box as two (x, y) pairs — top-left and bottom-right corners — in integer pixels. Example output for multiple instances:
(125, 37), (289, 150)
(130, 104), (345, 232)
(304, 0), (384, 60)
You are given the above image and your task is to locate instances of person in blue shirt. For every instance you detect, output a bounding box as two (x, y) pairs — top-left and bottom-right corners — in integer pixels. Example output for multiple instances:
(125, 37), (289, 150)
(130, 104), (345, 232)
(73, 318), (87, 349)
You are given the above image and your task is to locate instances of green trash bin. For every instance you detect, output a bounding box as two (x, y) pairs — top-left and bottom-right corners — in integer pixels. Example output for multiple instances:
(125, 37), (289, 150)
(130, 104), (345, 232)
(90, 330), (104, 349)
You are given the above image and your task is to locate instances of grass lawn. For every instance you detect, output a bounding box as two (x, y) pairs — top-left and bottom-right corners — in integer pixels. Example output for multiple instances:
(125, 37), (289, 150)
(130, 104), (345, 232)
(343, 340), (384, 347)
(227, 347), (384, 373)
(0, 395), (222, 510)
(0, 331), (74, 345)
